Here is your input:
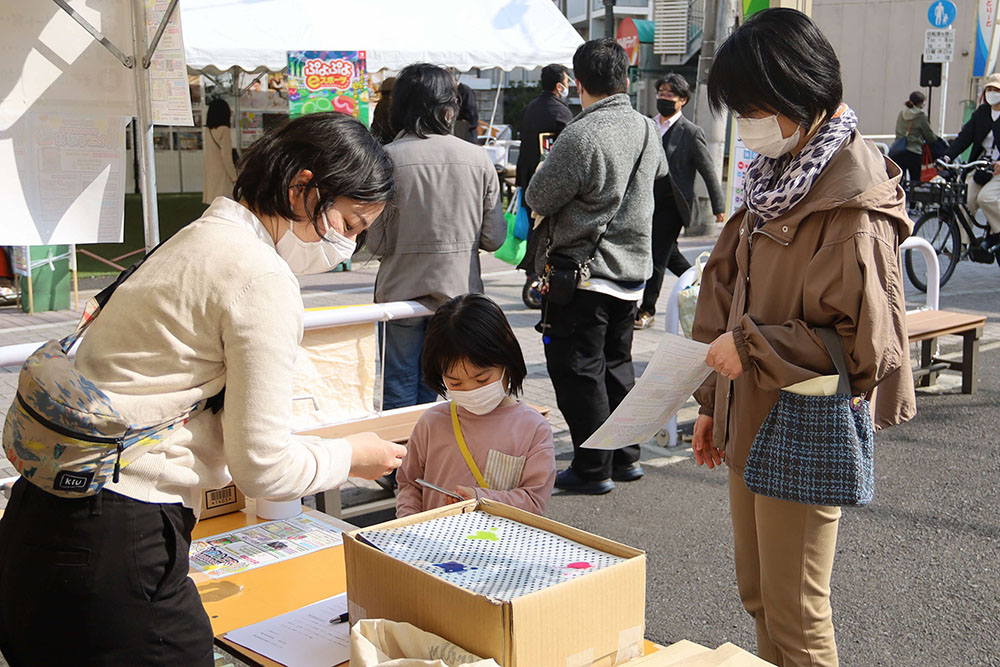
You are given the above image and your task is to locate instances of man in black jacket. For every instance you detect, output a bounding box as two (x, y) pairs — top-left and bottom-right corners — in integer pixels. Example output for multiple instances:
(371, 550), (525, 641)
(516, 64), (574, 191)
(635, 74), (726, 329)
(946, 73), (1000, 248)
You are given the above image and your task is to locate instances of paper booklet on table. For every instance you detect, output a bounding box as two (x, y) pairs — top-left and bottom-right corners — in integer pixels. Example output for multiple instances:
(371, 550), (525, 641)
(224, 592), (350, 667)
(582, 333), (712, 450)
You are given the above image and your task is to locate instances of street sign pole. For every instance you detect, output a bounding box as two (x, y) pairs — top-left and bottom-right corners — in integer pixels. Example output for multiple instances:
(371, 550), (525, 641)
(939, 59), (949, 135)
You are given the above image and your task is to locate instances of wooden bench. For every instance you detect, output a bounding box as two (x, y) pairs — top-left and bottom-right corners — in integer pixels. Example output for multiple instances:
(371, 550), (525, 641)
(906, 310), (987, 394)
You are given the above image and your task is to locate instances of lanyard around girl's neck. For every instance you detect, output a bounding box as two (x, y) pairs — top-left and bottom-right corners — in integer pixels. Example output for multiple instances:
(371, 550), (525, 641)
(450, 402), (490, 489)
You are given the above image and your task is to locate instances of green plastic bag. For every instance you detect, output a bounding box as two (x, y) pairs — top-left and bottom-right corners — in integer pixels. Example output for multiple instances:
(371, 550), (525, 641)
(494, 196), (526, 266)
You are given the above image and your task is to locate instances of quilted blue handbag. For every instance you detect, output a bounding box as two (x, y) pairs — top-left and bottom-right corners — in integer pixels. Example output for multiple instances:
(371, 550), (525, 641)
(743, 327), (874, 507)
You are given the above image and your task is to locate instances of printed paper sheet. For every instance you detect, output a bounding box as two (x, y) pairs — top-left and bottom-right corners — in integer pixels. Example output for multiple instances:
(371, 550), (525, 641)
(189, 514), (344, 579)
(582, 334), (712, 450)
(145, 0), (193, 126)
(224, 593), (351, 667)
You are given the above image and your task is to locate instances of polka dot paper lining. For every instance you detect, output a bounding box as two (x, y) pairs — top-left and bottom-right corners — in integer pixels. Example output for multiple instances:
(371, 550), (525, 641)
(359, 511), (625, 601)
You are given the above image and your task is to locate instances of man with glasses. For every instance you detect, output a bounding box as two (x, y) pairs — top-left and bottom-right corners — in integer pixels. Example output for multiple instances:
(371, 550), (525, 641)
(635, 74), (726, 330)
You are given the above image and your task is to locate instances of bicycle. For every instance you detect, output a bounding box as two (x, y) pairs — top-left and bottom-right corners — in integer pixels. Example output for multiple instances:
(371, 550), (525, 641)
(902, 159), (999, 291)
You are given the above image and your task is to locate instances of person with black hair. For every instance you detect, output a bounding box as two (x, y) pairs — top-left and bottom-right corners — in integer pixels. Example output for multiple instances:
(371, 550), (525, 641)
(368, 64), (506, 413)
(202, 98), (238, 205)
(524, 39), (668, 495)
(891, 91), (940, 181)
(516, 64), (574, 191)
(945, 72), (1000, 249)
(0, 112), (407, 665)
(635, 73), (726, 329)
(395, 293), (555, 517)
(370, 77), (397, 145)
(455, 82), (480, 143)
(692, 9), (914, 666)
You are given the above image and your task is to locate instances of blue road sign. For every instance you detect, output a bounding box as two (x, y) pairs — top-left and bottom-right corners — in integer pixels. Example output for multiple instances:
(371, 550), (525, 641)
(928, 0), (956, 28)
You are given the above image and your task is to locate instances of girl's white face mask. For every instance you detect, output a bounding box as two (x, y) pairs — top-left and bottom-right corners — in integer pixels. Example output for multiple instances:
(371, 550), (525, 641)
(737, 114), (801, 159)
(449, 373), (507, 415)
(274, 211), (356, 275)
(986, 90), (1000, 106)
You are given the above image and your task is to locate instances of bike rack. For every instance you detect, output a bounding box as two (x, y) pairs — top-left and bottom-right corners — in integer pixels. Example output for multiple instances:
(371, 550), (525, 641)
(900, 236), (940, 311)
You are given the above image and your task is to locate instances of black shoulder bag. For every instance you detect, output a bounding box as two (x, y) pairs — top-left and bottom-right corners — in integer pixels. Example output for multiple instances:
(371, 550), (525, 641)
(540, 121), (651, 306)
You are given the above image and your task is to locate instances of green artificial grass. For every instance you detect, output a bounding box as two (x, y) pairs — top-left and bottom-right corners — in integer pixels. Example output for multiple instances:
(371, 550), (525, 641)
(75, 193), (209, 275)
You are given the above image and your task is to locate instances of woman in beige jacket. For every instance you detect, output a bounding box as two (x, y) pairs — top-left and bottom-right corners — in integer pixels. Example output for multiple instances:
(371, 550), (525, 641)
(202, 98), (238, 204)
(692, 10), (915, 666)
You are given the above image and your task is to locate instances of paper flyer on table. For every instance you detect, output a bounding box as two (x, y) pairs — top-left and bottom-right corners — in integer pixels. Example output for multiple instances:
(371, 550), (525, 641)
(582, 334), (712, 450)
(189, 514), (344, 578)
(225, 592), (351, 667)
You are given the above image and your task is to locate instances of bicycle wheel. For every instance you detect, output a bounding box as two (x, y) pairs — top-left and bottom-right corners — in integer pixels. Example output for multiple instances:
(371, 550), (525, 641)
(905, 210), (961, 292)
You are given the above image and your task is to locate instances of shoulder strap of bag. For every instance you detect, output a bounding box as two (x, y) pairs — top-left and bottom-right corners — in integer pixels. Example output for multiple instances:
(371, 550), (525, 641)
(584, 119), (651, 265)
(816, 327), (852, 396)
(450, 401), (490, 489)
(60, 242), (164, 352)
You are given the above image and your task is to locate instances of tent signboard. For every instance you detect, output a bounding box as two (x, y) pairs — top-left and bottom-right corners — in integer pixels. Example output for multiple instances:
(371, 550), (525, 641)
(287, 51), (370, 125)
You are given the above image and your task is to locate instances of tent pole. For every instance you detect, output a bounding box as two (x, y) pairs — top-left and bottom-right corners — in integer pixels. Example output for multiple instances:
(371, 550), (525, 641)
(487, 69), (504, 143)
(232, 66), (241, 156)
(130, 0), (160, 251)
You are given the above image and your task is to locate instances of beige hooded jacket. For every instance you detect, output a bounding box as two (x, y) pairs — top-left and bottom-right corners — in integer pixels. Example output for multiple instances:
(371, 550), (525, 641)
(693, 131), (917, 474)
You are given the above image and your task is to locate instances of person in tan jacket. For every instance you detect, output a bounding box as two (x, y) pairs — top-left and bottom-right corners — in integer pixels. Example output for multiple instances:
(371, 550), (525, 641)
(692, 10), (916, 667)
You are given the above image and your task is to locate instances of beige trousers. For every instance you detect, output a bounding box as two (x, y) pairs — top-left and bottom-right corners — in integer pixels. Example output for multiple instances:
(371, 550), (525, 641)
(965, 173), (1000, 243)
(729, 469), (842, 667)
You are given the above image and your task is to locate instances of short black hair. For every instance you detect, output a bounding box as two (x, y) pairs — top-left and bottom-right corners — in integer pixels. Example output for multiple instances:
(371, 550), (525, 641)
(655, 73), (692, 101)
(541, 64), (570, 93)
(708, 8), (842, 128)
(234, 112), (394, 228)
(572, 38), (629, 97)
(206, 99), (231, 128)
(391, 63), (459, 138)
(421, 293), (527, 398)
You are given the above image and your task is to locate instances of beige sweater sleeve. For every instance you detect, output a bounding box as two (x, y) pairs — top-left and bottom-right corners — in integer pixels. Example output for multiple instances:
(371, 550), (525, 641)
(220, 272), (352, 500)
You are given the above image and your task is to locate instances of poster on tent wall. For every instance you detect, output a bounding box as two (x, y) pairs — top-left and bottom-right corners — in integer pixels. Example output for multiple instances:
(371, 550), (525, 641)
(0, 112), (129, 246)
(146, 0), (194, 125)
(287, 51), (370, 126)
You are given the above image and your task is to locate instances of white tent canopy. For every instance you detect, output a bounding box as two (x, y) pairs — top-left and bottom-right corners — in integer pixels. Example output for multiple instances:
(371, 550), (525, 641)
(181, 0), (584, 74)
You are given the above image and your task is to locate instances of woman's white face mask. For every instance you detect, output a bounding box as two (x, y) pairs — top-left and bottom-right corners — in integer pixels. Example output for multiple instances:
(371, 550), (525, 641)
(737, 114), (801, 159)
(274, 211), (356, 275)
(449, 373), (507, 415)
(986, 90), (1000, 106)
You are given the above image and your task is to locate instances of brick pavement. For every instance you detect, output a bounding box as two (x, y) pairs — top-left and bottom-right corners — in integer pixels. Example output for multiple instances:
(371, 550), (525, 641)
(2, 237), (999, 508)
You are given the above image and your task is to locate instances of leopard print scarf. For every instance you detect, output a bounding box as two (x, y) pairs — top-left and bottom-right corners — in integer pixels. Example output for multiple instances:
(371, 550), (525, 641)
(744, 104), (859, 222)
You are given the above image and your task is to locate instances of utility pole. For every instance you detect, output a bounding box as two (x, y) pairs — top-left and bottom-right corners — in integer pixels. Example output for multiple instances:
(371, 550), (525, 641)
(690, 0), (737, 236)
(604, 0), (616, 38)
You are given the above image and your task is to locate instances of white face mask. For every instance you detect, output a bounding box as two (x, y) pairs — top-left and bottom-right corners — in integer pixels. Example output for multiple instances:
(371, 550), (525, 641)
(449, 373), (507, 416)
(736, 115), (802, 159)
(558, 83), (569, 101)
(273, 211), (356, 275)
(986, 90), (1000, 106)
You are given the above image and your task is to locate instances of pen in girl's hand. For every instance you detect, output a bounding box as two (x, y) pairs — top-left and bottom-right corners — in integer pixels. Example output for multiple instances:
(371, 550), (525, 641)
(329, 612), (350, 624)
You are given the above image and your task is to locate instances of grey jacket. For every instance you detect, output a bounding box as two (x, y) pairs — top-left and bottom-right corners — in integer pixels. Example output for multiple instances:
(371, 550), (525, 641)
(368, 133), (505, 309)
(524, 94), (669, 282)
(660, 114), (726, 225)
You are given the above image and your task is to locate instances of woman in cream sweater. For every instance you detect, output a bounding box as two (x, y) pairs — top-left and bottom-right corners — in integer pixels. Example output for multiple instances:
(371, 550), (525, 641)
(0, 113), (406, 665)
(202, 98), (239, 204)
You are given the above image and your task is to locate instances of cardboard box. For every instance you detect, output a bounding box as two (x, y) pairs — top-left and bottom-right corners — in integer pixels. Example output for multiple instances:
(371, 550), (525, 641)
(200, 483), (246, 519)
(344, 499), (645, 667)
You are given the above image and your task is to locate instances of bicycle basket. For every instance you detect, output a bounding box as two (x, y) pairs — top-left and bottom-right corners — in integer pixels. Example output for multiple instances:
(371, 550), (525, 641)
(903, 180), (965, 207)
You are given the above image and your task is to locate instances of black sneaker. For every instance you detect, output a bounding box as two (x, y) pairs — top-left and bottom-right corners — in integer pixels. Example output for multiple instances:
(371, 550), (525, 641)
(554, 468), (615, 495)
(612, 462), (644, 482)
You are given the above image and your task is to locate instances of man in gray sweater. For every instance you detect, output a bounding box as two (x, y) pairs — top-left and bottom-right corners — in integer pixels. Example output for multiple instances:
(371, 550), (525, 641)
(525, 39), (668, 494)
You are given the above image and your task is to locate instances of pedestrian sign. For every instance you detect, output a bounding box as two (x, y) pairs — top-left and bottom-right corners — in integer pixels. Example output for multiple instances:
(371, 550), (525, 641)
(924, 28), (955, 63)
(928, 0), (956, 28)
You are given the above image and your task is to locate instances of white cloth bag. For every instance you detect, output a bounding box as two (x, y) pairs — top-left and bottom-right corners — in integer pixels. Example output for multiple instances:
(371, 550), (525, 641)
(350, 619), (500, 667)
(677, 252), (711, 339)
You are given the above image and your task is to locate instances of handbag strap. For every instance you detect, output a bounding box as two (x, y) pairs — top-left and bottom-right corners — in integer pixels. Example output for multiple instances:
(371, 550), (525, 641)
(815, 327), (852, 396)
(450, 402), (490, 489)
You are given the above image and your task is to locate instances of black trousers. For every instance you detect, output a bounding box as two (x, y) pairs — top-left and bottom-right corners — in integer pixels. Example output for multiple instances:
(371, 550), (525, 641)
(897, 149), (922, 182)
(0, 479), (214, 666)
(543, 289), (641, 479)
(640, 195), (692, 315)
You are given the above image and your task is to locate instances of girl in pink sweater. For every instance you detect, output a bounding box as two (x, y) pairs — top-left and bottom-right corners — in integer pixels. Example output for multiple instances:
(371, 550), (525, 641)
(396, 294), (555, 517)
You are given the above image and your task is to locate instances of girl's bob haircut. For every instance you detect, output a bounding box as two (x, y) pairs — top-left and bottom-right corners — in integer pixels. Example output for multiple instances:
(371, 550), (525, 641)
(708, 8), (843, 128)
(420, 293), (527, 398)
